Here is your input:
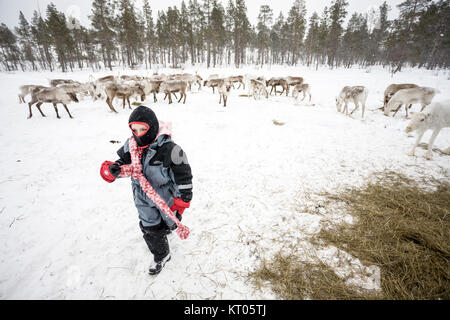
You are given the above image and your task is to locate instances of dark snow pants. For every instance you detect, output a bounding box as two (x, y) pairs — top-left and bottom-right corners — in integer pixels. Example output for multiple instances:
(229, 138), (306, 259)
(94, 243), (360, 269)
(139, 221), (170, 263)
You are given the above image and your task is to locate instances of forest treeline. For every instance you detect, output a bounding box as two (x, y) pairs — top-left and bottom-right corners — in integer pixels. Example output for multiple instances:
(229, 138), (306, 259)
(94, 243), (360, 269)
(0, 0), (448, 73)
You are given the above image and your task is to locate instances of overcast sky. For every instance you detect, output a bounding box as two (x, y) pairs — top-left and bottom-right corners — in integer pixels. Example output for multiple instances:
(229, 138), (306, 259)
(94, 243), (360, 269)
(0, 0), (403, 30)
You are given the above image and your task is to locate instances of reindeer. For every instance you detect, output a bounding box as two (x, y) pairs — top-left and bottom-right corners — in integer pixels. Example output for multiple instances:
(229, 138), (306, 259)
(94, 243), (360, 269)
(120, 75), (143, 81)
(104, 82), (145, 113)
(140, 79), (163, 103)
(203, 78), (223, 94)
(266, 77), (289, 96)
(384, 87), (439, 118)
(159, 80), (188, 104)
(18, 85), (46, 103)
(149, 73), (168, 82)
(92, 76), (117, 101)
(97, 75), (115, 82)
(405, 100), (450, 160)
(285, 76), (304, 95)
(336, 86), (369, 119)
(244, 75), (267, 97)
(226, 76), (245, 90)
(250, 79), (269, 100)
(292, 83), (311, 102)
(217, 79), (232, 107)
(49, 79), (80, 87)
(27, 86), (79, 119)
(172, 73), (201, 91)
(383, 83), (419, 115)
(195, 74), (203, 90)
(56, 82), (96, 100)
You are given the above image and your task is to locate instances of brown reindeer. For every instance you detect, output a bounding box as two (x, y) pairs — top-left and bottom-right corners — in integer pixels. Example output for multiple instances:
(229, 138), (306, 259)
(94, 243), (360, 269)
(104, 82), (145, 113)
(49, 79), (80, 87)
(250, 79), (269, 99)
(159, 80), (188, 104)
(141, 79), (163, 103)
(226, 76), (245, 90)
(292, 83), (311, 102)
(120, 75), (143, 81)
(27, 86), (79, 119)
(285, 76), (303, 95)
(203, 78), (224, 94)
(266, 78), (289, 96)
(92, 76), (117, 100)
(97, 75), (115, 82)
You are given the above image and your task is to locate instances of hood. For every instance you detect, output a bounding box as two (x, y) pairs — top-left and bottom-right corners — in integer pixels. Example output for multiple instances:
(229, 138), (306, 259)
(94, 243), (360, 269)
(150, 120), (173, 147)
(128, 105), (159, 148)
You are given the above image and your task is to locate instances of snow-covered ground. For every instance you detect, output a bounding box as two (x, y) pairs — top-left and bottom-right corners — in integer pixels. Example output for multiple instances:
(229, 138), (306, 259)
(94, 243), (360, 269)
(0, 65), (449, 299)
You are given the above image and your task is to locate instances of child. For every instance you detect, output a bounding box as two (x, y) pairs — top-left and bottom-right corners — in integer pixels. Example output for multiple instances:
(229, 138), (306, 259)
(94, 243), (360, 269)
(100, 105), (193, 275)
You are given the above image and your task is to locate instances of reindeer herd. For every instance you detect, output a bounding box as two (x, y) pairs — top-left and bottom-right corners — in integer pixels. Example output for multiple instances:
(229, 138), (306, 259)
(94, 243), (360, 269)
(17, 71), (448, 159)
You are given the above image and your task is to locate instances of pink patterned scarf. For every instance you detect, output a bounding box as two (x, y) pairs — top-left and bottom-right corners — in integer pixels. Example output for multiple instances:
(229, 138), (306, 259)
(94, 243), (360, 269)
(118, 132), (190, 240)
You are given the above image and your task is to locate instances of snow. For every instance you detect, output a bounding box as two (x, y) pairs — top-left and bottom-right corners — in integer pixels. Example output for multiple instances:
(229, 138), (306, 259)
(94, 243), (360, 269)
(0, 65), (449, 299)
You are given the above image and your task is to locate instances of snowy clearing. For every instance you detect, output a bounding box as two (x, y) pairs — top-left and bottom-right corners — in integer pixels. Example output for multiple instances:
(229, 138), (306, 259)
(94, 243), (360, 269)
(0, 65), (449, 299)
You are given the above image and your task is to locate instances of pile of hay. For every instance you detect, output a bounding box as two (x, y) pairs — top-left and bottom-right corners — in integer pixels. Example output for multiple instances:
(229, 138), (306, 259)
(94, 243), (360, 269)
(249, 171), (450, 299)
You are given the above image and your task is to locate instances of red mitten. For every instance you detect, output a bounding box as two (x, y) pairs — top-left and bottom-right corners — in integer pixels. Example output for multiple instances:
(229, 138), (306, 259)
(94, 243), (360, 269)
(170, 198), (190, 215)
(100, 161), (116, 183)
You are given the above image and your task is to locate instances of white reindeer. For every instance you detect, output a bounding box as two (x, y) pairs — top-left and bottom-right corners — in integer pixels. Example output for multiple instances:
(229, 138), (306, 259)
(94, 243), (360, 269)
(405, 100), (450, 160)
(383, 83), (419, 113)
(18, 85), (45, 103)
(384, 87), (439, 118)
(336, 86), (369, 119)
(217, 79), (232, 107)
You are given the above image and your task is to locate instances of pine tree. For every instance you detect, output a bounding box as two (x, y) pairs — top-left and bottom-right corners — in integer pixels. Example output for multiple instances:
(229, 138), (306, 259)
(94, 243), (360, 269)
(80, 26), (98, 70)
(15, 11), (37, 70)
(90, 0), (116, 70)
(327, 0), (348, 68)
(156, 11), (168, 66)
(286, 0), (307, 65)
(0, 23), (21, 71)
(367, 1), (390, 67)
(165, 6), (180, 67)
(233, 0), (251, 67)
(210, 0), (226, 67)
(342, 13), (369, 67)
(256, 5), (273, 66)
(305, 12), (319, 67)
(46, 3), (74, 72)
(31, 10), (53, 71)
(411, 0), (449, 69)
(143, 0), (155, 68)
(117, 0), (141, 68)
(270, 12), (284, 64)
(316, 6), (329, 68)
(179, 1), (190, 65)
(387, 0), (431, 73)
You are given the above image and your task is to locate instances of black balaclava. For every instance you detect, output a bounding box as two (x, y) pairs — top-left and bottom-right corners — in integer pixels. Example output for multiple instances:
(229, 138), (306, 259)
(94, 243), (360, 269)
(128, 105), (159, 148)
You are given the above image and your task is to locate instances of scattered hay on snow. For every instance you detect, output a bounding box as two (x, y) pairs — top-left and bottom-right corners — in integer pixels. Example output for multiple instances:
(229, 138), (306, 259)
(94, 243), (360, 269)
(249, 171), (450, 300)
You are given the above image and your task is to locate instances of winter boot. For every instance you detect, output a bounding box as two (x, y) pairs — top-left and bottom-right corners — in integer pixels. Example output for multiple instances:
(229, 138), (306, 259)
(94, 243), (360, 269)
(148, 253), (171, 275)
(139, 221), (170, 270)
